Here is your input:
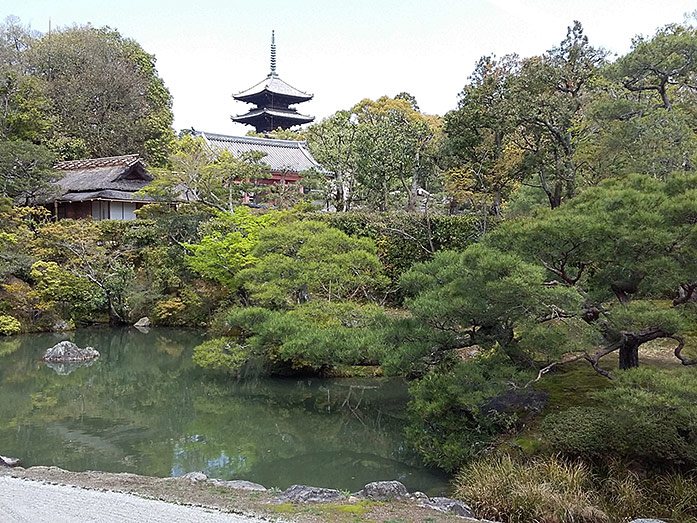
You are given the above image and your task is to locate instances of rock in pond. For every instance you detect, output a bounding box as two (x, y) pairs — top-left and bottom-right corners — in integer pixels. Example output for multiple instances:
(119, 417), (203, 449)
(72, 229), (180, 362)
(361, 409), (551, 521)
(277, 485), (346, 503)
(0, 455), (21, 467)
(43, 341), (99, 363)
(134, 317), (151, 328)
(419, 496), (475, 518)
(357, 480), (408, 500)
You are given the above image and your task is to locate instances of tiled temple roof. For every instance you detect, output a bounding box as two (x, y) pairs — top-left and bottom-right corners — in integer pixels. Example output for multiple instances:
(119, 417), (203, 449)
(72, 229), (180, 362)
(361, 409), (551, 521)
(197, 132), (323, 173)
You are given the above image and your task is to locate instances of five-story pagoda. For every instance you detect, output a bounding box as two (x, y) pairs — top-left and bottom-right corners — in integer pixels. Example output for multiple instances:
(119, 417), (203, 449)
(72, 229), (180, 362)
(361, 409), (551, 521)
(232, 31), (314, 133)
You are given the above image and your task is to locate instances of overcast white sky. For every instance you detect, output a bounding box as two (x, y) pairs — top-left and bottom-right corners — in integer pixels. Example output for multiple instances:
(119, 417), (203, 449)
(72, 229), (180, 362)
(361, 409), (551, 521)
(4, 1), (696, 135)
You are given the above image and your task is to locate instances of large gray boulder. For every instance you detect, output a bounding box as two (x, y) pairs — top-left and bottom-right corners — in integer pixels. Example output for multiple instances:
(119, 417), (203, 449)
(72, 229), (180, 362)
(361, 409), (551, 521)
(357, 480), (408, 500)
(277, 485), (346, 503)
(419, 496), (475, 518)
(43, 341), (99, 363)
(629, 520), (667, 523)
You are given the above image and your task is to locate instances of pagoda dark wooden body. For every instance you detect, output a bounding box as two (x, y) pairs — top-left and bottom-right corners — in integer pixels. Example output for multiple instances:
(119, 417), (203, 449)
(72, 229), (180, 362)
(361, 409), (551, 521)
(232, 32), (314, 133)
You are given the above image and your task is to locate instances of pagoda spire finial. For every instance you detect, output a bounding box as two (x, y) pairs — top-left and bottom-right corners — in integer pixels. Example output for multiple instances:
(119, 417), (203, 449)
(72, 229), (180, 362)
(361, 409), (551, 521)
(269, 30), (277, 77)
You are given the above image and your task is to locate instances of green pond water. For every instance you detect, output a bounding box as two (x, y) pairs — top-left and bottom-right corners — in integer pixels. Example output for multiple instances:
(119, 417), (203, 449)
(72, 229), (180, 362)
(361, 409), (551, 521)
(0, 327), (449, 494)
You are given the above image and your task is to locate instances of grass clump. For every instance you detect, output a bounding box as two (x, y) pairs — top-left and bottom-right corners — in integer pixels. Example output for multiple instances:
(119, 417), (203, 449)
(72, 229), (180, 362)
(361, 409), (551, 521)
(598, 463), (697, 523)
(454, 453), (697, 523)
(454, 454), (608, 523)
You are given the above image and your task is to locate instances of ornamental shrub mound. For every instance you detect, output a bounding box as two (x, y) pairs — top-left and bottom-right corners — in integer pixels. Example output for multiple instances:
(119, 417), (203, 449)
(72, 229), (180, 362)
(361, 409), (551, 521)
(0, 315), (21, 336)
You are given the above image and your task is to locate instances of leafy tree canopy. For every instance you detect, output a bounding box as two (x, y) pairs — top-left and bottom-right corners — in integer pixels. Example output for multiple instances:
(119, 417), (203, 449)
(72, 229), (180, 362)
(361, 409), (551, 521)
(0, 17), (174, 165)
(0, 140), (57, 204)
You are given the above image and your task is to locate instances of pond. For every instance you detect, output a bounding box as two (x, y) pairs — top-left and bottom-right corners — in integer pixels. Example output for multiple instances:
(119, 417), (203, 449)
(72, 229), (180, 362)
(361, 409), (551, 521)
(0, 327), (449, 494)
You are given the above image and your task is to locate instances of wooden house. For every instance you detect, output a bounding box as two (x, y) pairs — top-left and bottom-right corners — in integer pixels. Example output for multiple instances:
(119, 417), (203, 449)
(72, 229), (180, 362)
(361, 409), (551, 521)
(51, 155), (154, 221)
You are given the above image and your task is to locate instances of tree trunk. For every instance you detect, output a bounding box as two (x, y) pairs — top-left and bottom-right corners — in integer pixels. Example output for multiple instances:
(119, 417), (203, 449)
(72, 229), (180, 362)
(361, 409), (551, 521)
(492, 189), (503, 218)
(618, 337), (640, 369)
(617, 327), (669, 370)
(407, 150), (422, 213)
(539, 170), (563, 209)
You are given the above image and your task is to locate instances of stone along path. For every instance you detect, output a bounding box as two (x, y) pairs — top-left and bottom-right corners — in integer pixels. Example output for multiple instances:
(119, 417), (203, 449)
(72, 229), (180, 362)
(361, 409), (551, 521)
(0, 477), (269, 523)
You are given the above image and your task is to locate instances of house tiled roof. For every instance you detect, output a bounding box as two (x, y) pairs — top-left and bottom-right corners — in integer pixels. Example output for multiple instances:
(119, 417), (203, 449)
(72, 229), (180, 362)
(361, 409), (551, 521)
(197, 132), (323, 173)
(53, 155), (151, 195)
(54, 154), (141, 170)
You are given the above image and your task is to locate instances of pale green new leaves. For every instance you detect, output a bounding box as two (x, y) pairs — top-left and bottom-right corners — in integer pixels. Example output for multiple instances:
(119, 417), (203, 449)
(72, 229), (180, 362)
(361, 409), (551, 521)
(185, 207), (281, 290)
(239, 220), (389, 307)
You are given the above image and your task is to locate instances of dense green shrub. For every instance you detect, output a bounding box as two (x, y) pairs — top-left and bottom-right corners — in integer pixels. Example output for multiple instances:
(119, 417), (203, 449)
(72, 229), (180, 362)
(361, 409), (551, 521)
(238, 220), (389, 308)
(0, 314), (21, 335)
(185, 207), (282, 290)
(0, 203), (230, 329)
(194, 302), (387, 374)
(542, 368), (697, 470)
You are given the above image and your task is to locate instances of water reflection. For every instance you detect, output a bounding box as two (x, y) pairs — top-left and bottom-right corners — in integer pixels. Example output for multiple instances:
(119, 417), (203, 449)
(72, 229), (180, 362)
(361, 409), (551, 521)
(44, 359), (97, 376)
(0, 328), (448, 494)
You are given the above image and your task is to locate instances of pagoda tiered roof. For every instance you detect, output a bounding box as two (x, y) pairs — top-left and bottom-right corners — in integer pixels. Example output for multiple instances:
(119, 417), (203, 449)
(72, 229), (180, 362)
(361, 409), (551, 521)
(231, 31), (314, 133)
(234, 76), (312, 105)
(231, 107), (314, 132)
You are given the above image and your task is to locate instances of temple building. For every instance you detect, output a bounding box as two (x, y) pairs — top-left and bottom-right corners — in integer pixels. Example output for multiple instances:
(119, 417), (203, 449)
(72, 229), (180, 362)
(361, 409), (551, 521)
(232, 31), (314, 133)
(48, 155), (155, 220)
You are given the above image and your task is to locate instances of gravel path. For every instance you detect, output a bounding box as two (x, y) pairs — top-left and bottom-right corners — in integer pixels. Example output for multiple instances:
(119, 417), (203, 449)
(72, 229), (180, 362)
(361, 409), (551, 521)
(0, 476), (269, 523)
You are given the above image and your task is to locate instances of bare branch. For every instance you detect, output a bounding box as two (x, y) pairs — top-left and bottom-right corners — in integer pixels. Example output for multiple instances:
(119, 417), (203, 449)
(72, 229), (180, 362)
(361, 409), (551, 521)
(672, 335), (697, 366)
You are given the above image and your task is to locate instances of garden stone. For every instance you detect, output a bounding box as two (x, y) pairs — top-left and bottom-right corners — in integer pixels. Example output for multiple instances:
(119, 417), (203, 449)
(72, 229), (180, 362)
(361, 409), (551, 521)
(43, 341), (99, 363)
(419, 496), (475, 517)
(358, 480), (408, 500)
(180, 471), (208, 482)
(134, 317), (151, 328)
(277, 484), (345, 503)
(0, 455), (20, 467)
(52, 320), (72, 332)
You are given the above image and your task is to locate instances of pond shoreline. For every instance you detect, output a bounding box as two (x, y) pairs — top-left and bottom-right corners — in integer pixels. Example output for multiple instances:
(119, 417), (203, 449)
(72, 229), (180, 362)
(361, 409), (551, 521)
(0, 465), (479, 522)
(1, 327), (448, 494)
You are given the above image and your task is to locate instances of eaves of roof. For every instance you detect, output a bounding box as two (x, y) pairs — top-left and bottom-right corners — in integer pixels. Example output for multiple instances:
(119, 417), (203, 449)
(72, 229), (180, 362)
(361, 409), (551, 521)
(233, 75), (313, 102)
(198, 132), (324, 174)
(232, 107), (314, 122)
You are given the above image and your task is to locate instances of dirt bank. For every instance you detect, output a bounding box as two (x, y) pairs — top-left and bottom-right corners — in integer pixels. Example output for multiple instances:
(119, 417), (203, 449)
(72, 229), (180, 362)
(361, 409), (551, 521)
(0, 466), (473, 522)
